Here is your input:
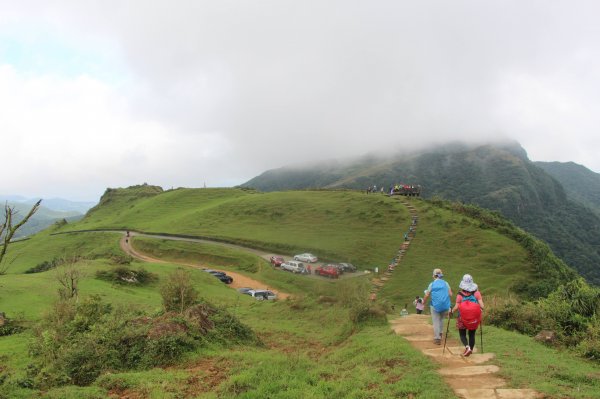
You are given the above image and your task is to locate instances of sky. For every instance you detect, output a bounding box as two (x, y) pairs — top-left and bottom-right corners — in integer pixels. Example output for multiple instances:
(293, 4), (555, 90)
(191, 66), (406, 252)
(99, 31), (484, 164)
(1, 1), (600, 201)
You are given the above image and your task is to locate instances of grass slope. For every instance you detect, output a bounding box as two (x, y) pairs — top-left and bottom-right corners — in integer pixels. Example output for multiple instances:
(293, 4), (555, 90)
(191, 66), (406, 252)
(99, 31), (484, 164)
(1, 187), (596, 397)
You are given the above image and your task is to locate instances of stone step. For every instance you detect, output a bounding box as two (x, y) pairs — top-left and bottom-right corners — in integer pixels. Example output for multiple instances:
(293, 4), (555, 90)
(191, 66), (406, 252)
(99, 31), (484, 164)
(454, 389), (497, 399)
(439, 365), (500, 377)
(495, 389), (543, 399)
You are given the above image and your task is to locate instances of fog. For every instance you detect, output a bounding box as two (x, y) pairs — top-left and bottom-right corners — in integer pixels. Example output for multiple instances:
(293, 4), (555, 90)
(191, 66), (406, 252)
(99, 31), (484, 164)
(2, 1), (600, 200)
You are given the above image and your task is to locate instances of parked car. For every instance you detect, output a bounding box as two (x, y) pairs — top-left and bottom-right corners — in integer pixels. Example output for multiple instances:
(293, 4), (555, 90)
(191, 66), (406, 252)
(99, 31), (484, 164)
(281, 260), (307, 274)
(315, 264), (340, 278)
(237, 287), (253, 294)
(203, 269), (233, 284)
(246, 289), (277, 300)
(338, 263), (357, 272)
(270, 256), (285, 266)
(294, 253), (318, 263)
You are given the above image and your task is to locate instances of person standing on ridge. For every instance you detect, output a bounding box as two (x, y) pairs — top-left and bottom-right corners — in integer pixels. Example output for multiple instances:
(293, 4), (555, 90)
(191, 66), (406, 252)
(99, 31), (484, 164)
(451, 274), (484, 357)
(423, 268), (452, 344)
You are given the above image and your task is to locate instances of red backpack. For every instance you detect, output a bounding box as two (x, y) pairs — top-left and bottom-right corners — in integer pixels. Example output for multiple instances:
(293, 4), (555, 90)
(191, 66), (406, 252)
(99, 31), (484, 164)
(458, 292), (482, 330)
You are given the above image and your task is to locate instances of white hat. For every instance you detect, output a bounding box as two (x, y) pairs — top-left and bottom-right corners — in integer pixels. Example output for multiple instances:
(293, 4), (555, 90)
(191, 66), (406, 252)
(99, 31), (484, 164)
(459, 274), (478, 292)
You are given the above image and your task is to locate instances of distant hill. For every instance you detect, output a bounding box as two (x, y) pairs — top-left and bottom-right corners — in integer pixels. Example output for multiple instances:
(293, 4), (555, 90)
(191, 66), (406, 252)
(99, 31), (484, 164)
(0, 196), (94, 238)
(535, 161), (600, 216)
(243, 142), (600, 285)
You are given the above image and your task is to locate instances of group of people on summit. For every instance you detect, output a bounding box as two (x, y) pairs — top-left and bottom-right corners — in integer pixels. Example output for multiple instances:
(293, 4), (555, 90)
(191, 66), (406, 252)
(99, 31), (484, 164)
(365, 184), (422, 196)
(419, 268), (484, 357)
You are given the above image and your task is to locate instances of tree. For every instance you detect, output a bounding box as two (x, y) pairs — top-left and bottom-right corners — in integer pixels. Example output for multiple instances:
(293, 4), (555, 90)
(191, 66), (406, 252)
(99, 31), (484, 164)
(160, 268), (198, 313)
(0, 199), (41, 274)
(55, 257), (83, 301)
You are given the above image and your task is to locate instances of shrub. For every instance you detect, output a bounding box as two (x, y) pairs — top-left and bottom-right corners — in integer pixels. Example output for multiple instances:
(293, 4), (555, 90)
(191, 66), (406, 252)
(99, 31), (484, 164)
(95, 266), (158, 286)
(160, 269), (199, 313)
(25, 258), (63, 274)
(29, 295), (257, 388)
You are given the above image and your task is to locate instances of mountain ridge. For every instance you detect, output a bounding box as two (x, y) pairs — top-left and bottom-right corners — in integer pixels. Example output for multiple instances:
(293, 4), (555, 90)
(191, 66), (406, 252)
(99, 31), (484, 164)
(242, 142), (600, 285)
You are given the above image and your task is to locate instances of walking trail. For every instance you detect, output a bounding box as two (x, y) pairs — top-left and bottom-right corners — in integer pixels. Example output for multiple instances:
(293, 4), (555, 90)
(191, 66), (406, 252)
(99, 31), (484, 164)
(379, 198), (542, 399)
(119, 233), (291, 299)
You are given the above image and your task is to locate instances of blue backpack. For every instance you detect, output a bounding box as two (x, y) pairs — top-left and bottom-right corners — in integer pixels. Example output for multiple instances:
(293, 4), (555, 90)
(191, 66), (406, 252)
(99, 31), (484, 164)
(430, 279), (451, 312)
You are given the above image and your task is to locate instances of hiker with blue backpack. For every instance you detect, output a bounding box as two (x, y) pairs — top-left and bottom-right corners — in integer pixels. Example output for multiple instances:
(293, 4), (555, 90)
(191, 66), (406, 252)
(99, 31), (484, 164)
(422, 268), (452, 345)
(450, 274), (484, 357)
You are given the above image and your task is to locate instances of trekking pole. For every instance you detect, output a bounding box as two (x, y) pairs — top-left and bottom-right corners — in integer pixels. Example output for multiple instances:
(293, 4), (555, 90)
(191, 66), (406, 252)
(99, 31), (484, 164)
(480, 314), (484, 354)
(442, 311), (452, 355)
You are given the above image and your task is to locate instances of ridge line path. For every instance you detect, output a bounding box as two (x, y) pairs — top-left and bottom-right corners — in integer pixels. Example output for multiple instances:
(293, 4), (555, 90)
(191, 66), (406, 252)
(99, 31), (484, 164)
(119, 232), (291, 299)
(382, 199), (542, 399)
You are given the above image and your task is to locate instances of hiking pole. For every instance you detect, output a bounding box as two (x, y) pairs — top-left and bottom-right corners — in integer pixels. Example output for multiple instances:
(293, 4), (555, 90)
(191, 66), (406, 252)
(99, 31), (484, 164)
(480, 316), (484, 354)
(442, 311), (452, 355)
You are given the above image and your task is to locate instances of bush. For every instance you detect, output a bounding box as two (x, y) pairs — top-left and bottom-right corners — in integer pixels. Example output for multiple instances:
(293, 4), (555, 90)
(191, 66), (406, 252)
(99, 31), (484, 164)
(95, 266), (158, 286)
(160, 269), (199, 313)
(29, 295), (257, 388)
(25, 258), (63, 274)
(488, 279), (600, 363)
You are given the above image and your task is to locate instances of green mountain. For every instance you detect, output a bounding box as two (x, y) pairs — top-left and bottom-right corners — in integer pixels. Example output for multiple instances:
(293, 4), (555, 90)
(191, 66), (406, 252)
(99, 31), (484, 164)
(535, 161), (600, 216)
(5, 202), (83, 238)
(243, 142), (600, 285)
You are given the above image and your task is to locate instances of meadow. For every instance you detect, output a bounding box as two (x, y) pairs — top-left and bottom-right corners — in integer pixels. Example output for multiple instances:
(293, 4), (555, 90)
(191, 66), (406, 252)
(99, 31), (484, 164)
(1, 187), (599, 398)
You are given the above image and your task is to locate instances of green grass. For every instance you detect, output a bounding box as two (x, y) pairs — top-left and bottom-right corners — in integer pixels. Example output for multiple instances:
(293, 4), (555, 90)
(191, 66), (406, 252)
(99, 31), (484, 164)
(1, 188), (592, 397)
(70, 189), (412, 268)
(445, 325), (600, 398)
(379, 199), (533, 308)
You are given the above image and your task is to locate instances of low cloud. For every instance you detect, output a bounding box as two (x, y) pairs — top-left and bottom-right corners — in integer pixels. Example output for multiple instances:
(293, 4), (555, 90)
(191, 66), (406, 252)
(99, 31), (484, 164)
(2, 1), (600, 199)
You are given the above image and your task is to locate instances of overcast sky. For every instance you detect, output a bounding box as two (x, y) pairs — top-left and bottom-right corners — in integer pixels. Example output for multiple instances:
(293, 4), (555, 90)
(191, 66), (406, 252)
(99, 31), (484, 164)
(1, 1), (600, 201)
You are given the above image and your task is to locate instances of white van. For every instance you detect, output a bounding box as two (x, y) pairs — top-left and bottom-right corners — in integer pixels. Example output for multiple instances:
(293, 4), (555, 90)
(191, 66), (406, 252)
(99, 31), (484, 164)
(281, 260), (306, 274)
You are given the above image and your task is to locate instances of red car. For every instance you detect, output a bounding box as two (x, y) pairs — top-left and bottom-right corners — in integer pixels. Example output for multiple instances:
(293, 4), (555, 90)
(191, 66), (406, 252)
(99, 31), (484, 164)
(315, 264), (340, 278)
(270, 256), (285, 267)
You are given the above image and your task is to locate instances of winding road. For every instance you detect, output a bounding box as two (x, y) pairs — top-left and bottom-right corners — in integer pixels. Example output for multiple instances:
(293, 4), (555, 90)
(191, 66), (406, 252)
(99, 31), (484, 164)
(119, 232), (291, 299)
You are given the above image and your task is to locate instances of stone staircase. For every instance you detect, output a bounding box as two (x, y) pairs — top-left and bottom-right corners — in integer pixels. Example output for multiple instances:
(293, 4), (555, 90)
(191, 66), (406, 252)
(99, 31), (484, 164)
(370, 199), (418, 299)
(376, 198), (543, 399)
(390, 315), (543, 399)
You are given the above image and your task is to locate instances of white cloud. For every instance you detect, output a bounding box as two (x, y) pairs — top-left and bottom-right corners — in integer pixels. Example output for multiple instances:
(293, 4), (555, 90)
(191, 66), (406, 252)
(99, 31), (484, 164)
(2, 0), (600, 201)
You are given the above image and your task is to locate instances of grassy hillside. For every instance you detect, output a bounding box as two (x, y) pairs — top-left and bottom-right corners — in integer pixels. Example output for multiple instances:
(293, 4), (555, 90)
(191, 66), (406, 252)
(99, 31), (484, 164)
(1, 187), (597, 398)
(243, 142), (600, 285)
(74, 188), (412, 268)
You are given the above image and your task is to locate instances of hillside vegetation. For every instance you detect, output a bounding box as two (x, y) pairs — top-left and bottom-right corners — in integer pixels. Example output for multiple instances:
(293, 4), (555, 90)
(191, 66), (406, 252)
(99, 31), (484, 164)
(1, 187), (599, 398)
(243, 142), (600, 285)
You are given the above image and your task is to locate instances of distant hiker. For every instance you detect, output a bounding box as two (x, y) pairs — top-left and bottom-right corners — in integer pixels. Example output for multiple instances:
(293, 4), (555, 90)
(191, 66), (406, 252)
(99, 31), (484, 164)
(126, 230), (130, 237)
(400, 304), (409, 317)
(413, 296), (424, 314)
(451, 274), (484, 357)
(307, 264), (312, 275)
(423, 268), (452, 345)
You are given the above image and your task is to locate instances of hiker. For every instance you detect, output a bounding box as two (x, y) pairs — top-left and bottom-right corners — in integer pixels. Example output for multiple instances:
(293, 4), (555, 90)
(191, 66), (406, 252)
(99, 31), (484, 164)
(413, 296), (424, 314)
(422, 268), (452, 345)
(307, 264), (312, 275)
(450, 274), (484, 357)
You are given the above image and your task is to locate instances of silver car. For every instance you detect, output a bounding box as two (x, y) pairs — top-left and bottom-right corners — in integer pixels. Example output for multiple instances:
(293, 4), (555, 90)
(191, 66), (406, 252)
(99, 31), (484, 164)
(293, 253), (318, 263)
(247, 290), (277, 300)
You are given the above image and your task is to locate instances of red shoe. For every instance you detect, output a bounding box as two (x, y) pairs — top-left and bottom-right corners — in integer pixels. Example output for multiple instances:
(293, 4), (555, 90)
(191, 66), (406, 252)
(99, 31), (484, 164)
(463, 347), (473, 357)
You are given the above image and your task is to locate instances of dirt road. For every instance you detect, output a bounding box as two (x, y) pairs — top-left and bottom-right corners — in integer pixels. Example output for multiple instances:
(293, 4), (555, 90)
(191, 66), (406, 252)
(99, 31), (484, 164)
(120, 234), (291, 299)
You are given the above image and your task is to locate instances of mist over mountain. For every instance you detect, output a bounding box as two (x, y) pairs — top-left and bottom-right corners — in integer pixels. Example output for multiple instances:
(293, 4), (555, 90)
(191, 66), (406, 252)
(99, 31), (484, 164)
(243, 142), (600, 285)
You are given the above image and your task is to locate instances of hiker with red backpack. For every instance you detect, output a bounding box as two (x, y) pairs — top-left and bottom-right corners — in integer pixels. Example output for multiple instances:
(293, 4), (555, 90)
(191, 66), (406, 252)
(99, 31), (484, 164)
(450, 274), (484, 357)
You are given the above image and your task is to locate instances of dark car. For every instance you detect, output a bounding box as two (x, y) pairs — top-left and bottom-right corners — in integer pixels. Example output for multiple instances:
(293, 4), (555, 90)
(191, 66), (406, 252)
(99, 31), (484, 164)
(270, 256), (285, 267)
(203, 269), (233, 284)
(315, 264), (339, 278)
(338, 263), (357, 272)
